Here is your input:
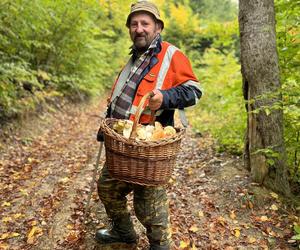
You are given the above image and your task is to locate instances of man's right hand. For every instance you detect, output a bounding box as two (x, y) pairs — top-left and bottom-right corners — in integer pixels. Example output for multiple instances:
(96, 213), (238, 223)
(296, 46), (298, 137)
(148, 89), (163, 111)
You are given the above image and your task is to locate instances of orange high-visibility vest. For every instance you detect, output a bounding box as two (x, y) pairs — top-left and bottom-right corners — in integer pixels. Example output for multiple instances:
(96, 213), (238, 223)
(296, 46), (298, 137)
(109, 41), (198, 124)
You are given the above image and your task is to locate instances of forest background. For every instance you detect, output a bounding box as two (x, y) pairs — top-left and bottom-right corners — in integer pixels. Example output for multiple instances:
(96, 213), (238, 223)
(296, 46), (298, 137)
(0, 0), (299, 186)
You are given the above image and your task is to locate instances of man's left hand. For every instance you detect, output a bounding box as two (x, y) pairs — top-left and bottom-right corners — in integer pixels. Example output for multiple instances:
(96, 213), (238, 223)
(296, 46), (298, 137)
(148, 89), (163, 111)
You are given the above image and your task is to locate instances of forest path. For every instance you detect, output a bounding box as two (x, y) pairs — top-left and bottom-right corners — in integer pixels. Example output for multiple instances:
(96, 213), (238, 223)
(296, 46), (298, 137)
(0, 99), (298, 250)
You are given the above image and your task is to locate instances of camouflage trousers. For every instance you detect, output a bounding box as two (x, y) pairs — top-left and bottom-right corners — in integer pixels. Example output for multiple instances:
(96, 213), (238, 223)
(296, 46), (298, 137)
(97, 165), (172, 247)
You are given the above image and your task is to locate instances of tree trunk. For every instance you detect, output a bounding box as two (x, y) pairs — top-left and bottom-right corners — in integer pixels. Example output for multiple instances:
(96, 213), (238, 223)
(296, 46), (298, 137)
(238, 0), (290, 195)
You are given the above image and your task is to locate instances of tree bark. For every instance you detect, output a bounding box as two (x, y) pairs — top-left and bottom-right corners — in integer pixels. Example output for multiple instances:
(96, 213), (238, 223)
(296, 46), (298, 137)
(238, 0), (290, 195)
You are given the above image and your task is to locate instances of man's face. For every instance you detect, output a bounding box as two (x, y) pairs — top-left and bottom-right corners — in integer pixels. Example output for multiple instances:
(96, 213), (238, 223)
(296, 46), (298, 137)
(129, 11), (162, 52)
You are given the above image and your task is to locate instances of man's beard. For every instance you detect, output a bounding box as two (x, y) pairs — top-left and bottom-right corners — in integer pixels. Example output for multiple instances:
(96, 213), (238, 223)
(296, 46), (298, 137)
(133, 35), (149, 52)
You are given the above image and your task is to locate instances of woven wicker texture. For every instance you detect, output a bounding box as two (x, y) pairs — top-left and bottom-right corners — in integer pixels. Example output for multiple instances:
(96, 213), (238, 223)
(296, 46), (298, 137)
(100, 92), (185, 186)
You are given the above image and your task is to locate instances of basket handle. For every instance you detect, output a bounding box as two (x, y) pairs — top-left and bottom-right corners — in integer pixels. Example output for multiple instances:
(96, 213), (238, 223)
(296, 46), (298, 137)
(130, 91), (155, 139)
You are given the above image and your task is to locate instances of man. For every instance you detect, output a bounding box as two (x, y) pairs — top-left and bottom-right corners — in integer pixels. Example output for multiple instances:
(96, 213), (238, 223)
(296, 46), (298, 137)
(96, 1), (202, 249)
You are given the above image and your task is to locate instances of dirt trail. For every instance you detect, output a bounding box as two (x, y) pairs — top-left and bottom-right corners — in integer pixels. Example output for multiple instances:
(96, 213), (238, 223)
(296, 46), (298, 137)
(0, 100), (298, 250)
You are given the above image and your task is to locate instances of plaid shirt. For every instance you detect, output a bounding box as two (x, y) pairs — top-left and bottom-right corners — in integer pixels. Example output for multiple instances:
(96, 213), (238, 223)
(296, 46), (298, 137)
(110, 34), (161, 119)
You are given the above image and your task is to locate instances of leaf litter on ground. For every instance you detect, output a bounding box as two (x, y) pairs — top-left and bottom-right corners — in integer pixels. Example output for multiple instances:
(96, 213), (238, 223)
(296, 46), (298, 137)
(0, 100), (299, 249)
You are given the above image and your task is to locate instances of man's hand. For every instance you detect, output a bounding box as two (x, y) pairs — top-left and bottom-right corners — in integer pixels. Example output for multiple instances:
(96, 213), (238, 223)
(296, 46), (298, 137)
(148, 89), (163, 111)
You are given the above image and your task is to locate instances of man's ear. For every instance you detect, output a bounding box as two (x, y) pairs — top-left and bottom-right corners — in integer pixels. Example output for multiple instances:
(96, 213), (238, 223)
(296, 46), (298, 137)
(156, 22), (162, 32)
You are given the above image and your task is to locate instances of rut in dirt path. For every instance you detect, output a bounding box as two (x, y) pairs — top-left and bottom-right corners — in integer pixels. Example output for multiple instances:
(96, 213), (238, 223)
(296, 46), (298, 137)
(0, 100), (298, 250)
(0, 101), (103, 250)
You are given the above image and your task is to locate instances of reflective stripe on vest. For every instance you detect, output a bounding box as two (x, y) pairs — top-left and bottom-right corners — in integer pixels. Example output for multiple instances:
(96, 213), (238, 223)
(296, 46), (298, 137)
(129, 44), (178, 116)
(183, 80), (202, 105)
(156, 45), (178, 89)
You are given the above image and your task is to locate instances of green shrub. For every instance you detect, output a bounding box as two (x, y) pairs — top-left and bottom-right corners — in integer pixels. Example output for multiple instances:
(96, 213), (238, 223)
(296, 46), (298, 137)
(0, 0), (131, 120)
(276, 0), (300, 180)
(188, 48), (245, 154)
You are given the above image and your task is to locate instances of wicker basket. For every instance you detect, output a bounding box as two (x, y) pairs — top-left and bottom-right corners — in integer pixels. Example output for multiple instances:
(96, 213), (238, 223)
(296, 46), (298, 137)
(100, 92), (185, 186)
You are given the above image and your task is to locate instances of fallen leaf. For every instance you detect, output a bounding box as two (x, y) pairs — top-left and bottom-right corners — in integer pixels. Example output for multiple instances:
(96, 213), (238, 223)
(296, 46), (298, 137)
(13, 213), (24, 219)
(198, 210), (204, 217)
(209, 222), (217, 233)
(241, 223), (250, 229)
(234, 228), (241, 238)
(266, 227), (276, 236)
(0, 242), (9, 250)
(191, 244), (197, 250)
(66, 224), (74, 230)
(2, 217), (12, 223)
(294, 224), (300, 234)
(1, 201), (11, 207)
(291, 235), (300, 241)
(270, 204), (278, 211)
(65, 231), (80, 243)
(270, 192), (279, 199)
(248, 200), (254, 209)
(27, 226), (43, 244)
(24, 165), (32, 172)
(187, 167), (193, 175)
(19, 189), (29, 196)
(189, 225), (199, 233)
(260, 216), (268, 222)
(27, 157), (34, 163)
(0, 232), (20, 240)
(60, 177), (69, 183)
(171, 226), (178, 234)
(179, 240), (189, 249)
(230, 211), (236, 220)
(199, 172), (206, 178)
(217, 216), (226, 226)
(28, 220), (38, 226)
(248, 236), (256, 243)
(168, 178), (175, 184)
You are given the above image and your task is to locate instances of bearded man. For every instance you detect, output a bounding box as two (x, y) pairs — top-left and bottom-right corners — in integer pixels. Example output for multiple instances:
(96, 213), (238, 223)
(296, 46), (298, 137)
(96, 1), (202, 249)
